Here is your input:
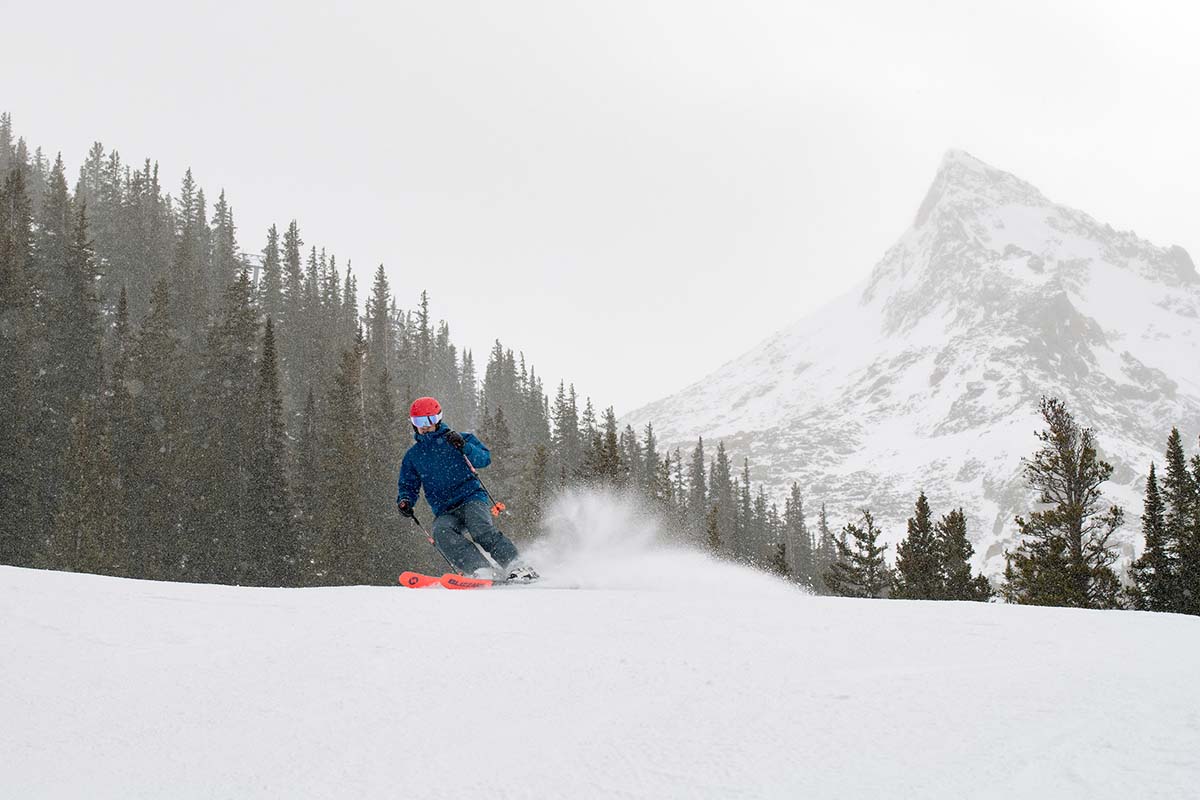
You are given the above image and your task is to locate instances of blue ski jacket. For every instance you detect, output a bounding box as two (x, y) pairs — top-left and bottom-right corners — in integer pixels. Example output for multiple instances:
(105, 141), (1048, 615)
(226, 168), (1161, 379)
(396, 423), (491, 517)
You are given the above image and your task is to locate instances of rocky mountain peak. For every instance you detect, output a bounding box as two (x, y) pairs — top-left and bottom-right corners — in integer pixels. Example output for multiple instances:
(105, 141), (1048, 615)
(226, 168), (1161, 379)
(913, 149), (1048, 228)
(627, 150), (1200, 579)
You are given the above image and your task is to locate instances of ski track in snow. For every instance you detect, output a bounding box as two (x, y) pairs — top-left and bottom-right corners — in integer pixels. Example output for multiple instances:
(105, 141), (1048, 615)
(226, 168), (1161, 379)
(4, 491), (1200, 799)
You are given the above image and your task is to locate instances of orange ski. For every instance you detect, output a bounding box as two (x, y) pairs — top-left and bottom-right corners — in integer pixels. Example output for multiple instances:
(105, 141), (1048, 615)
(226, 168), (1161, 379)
(398, 571), (441, 588)
(439, 573), (494, 590)
(398, 571), (494, 590)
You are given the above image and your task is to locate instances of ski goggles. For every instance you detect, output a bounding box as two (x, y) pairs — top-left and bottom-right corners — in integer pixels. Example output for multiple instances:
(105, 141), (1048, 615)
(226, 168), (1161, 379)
(411, 413), (443, 428)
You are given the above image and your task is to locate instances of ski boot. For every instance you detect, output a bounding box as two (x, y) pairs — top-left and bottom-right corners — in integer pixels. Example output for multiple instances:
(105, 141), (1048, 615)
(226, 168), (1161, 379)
(504, 562), (540, 583)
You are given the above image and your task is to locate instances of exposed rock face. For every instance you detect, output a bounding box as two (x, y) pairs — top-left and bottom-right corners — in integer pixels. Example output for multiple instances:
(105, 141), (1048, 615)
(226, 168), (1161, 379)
(627, 150), (1200, 576)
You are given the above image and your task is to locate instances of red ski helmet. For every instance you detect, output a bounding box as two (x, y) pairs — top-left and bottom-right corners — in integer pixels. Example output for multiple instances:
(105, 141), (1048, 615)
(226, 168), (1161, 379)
(410, 396), (442, 418)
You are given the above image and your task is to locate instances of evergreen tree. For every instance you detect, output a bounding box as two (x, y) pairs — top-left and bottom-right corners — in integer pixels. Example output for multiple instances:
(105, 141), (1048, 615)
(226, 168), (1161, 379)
(280, 221), (304, 326)
(314, 330), (370, 584)
(619, 424), (642, 490)
(551, 381), (581, 479)
(210, 190), (241, 301)
(783, 483), (813, 584)
(364, 264), (394, 377)
(339, 262), (359, 356)
(823, 510), (891, 598)
(365, 365), (409, 582)
(892, 491), (943, 600)
(0, 114), (12, 176)
(1188, 448), (1200, 614)
(259, 224), (283, 322)
(766, 502), (786, 575)
(189, 271), (261, 583)
(578, 397), (597, 444)
(415, 290), (432, 389)
(35, 152), (71, 302)
(0, 167), (39, 567)
(595, 407), (623, 485)
(654, 451), (676, 516)
(126, 279), (188, 580)
(705, 504), (721, 553)
(748, 484), (768, 573)
(1160, 428), (1192, 611)
(687, 438), (707, 545)
(74, 143), (123, 306)
(248, 318), (295, 585)
(938, 509), (992, 601)
(118, 158), (172, 318)
(738, 460), (754, 562)
(460, 350), (478, 428)
(1130, 463), (1172, 611)
(813, 504), (838, 593)
(642, 422), (660, 501)
(170, 169), (209, 332)
(672, 448), (688, 531)
(1002, 397), (1124, 609)
(710, 443), (735, 556)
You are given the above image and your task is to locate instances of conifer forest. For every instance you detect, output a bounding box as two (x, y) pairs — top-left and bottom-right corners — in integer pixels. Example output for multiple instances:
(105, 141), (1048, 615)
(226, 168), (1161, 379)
(2, 112), (1198, 614)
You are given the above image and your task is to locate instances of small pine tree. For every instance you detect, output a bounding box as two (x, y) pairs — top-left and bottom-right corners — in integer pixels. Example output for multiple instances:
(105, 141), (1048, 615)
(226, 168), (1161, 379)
(812, 503), (838, 594)
(705, 504), (721, 553)
(688, 438), (707, 545)
(823, 510), (891, 598)
(1002, 397), (1123, 609)
(1176, 442), (1200, 616)
(892, 491), (942, 600)
(783, 484), (813, 586)
(938, 509), (992, 601)
(1129, 463), (1173, 611)
(259, 224), (284, 322)
(593, 407), (623, 485)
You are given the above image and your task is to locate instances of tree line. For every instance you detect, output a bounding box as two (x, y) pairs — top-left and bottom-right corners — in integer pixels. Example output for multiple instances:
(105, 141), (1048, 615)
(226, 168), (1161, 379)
(0, 113), (837, 588)
(820, 396), (1200, 615)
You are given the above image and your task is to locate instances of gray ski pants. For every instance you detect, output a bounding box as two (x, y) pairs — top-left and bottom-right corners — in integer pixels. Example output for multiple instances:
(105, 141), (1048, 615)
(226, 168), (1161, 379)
(432, 499), (520, 574)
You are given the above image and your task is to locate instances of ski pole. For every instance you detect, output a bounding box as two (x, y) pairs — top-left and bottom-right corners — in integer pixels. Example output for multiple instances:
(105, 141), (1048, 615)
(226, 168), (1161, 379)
(455, 438), (507, 517)
(405, 513), (459, 574)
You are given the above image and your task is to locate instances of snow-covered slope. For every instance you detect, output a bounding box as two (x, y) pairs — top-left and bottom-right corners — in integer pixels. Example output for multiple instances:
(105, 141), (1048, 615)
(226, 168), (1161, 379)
(4, 493), (1199, 799)
(628, 151), (1200, 574)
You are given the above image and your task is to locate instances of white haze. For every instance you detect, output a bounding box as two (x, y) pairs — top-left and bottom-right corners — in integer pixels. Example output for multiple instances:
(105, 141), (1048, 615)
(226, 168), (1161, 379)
(3, 1), (1198, 410)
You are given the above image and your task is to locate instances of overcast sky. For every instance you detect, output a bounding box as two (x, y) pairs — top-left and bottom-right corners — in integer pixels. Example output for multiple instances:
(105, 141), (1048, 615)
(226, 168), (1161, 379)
(5, 1), (1197, 413)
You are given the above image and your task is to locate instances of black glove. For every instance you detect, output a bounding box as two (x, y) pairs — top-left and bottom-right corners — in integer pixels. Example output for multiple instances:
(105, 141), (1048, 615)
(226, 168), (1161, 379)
(446, 431), (465, 450)
(397, 500), (415, 519)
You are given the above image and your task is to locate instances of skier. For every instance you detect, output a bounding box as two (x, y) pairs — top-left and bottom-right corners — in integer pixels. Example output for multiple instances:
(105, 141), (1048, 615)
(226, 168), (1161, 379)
(396, 396), (538, 582)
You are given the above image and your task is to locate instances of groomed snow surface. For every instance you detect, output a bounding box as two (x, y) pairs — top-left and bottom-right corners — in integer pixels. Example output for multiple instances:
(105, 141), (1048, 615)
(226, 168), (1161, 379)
(4, 491), (1199, 799)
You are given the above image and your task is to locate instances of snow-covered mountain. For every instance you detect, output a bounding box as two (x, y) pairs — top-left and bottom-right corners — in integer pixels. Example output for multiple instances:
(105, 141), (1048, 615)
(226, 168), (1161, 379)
(4, 493), (1198, 798)
(628, 150), (1200, 575)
